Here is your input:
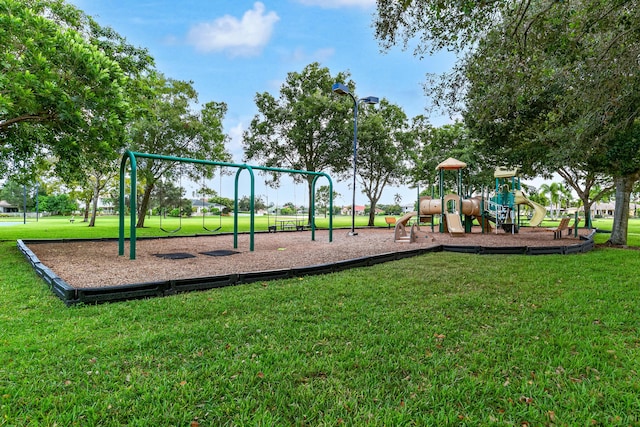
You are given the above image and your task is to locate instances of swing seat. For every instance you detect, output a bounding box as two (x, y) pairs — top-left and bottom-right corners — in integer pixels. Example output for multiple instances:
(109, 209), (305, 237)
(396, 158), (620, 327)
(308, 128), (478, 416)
(268, 225), (277, 233)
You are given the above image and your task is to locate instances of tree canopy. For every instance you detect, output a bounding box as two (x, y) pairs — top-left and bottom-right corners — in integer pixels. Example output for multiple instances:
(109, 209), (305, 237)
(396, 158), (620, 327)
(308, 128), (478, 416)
(129, 73), (231, 227)
(0, 0), (153, 182)
(243, 62), (353, 174)
(407, 119), (492, 196)
(374, 0), (640, 173)
(356, 98), (411, 226)
(460, 0), (640, 243)
(374, 0), (640, 244)
(242, 62), (354, 220)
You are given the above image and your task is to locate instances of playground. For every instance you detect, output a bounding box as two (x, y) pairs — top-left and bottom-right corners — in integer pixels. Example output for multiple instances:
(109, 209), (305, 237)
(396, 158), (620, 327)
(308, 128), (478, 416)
(25, 225), (591, 290)
(392, 158), (551, 242)
(19, 153), (595, 303)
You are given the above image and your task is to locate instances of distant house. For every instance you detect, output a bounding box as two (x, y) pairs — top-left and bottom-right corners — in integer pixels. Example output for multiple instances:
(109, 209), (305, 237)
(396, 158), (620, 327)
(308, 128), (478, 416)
(97, 197), (115, 215)
(341, 205), (366, 216)
(401, 204), (415, 213)
(191, 199), (226, 214)
(579, 202), (639, 218)
(0, 200), (18, 213)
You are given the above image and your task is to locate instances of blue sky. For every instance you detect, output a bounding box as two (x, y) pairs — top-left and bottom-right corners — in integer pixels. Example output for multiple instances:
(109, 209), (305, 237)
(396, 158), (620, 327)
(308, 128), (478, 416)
(69, 0), (458, 206)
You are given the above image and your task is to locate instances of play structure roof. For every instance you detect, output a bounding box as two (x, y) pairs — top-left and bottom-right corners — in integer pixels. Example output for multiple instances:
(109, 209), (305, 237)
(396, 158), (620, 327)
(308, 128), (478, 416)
(437, 157), (467, 170)
(494, 167), (519, 178)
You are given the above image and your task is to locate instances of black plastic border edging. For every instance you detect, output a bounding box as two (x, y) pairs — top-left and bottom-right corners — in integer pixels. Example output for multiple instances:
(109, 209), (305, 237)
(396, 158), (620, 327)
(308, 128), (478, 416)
(17, 232), (596, 306)
(18, 240), (76, 303)
(480, 246), (528, 255)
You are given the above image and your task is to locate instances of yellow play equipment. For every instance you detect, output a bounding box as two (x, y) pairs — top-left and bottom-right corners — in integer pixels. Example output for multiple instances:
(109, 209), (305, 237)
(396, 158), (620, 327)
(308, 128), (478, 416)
(514, 190), (546, 227)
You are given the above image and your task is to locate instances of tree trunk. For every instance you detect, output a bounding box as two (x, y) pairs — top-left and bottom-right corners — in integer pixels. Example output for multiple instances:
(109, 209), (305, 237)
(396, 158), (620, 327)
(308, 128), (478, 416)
(136, 183), (154, 228)
(368, 199), (379, 227)
(88, 187), (100, 227)
(580, 196), (593, 229)
(608, 175), (635, 245)
(83, 200), (90, 222)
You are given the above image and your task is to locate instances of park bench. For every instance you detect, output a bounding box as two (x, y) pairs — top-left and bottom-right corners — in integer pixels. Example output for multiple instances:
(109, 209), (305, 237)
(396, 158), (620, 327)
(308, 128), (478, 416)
(69, 216), (75, 223)
(385, 216), (397, 229)
(548, 217), (570, 239)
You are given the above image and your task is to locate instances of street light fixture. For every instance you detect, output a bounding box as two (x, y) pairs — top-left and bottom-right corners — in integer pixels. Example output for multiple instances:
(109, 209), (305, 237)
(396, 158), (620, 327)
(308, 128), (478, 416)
(332, 82), (379, 236)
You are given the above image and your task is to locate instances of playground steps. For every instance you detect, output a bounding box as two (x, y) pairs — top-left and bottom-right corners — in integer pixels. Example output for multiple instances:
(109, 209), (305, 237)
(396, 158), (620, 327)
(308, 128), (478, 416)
(395, 234), (415, 243)
(393, 221), (418, 243)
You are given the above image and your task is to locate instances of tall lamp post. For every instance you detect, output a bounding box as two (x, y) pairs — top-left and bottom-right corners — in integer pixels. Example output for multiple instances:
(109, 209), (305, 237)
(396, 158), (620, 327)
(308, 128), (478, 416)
(332, 82), (378, 236)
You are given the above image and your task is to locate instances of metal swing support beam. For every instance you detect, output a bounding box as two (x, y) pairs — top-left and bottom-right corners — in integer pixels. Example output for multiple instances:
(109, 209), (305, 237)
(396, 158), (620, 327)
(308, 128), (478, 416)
(119, 150), (334, 260)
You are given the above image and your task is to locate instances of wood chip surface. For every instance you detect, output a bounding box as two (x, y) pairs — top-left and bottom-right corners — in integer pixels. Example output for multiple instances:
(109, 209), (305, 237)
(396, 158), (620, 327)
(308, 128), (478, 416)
(27, 227), (588, 289)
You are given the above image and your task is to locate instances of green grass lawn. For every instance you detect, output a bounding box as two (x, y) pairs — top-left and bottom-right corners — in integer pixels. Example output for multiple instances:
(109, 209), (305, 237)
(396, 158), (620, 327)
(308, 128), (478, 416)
(0, 214), (380, 241)
(1, 217), (640, 425)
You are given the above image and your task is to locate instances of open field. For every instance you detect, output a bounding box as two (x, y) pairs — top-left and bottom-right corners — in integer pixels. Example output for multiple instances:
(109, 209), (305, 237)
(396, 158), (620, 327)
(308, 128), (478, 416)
(1, 216), (640, 425)
(0, 214), (370, 241)
(3, 214), (640, 245)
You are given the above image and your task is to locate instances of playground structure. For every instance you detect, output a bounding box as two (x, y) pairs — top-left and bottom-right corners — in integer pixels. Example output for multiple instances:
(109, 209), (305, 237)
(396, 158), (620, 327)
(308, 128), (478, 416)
(394, 158), (546, 242)
(119, 151), (334, 260)
(22, 159), (595, 306)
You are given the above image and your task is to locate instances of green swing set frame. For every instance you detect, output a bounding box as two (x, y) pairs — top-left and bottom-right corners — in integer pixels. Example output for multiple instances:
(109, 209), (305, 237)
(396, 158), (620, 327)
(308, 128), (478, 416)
(119, 150), (334, 260)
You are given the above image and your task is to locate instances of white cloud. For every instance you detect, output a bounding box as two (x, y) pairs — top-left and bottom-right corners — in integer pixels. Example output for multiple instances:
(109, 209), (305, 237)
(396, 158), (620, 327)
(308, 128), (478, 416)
(294, 0), (375, 8)
(187, 2), (279, 56)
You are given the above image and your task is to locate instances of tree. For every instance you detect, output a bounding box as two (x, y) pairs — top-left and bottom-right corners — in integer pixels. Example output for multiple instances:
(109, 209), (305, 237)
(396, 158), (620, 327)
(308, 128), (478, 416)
(556, 168), (614, 229)
(540, 183), (561, 220)
(44, 194), (77, 215)
(243, 62), (354, 224)
(179, 199), (193, 218)
(528, 192), (549, 211)
(355, 99), (411, 226)
(70, 166), (118, 225)
(0, 0), (153, 182)
(0, 179), (45, 212)
(462, 2), (640, 244)
(0, 179), (26, 208)
(408, 120), (493, 196)
(87, 167), (118, 226)
(76, 184), (93, 223)
(606, 124), (640, 244)
(405, 116), (438, 190)
(559, 185), (573, 210)
(129, 73), (231, 227)
(380, 203), (402, 215)
(280, 202), (295, 216)
(315, 185), (340, 218)
(374, 0), (640, 244)
(151, 179), (183, 216)
(237, 195), (267, 212)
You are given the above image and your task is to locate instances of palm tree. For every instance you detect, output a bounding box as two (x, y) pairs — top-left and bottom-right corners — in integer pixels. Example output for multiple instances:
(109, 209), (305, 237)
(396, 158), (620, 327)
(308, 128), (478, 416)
(530, 193), (549, 209)
(540, 182), (561, 219)
(393, 193), (402, 206)
(559, 184), (573, 211)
